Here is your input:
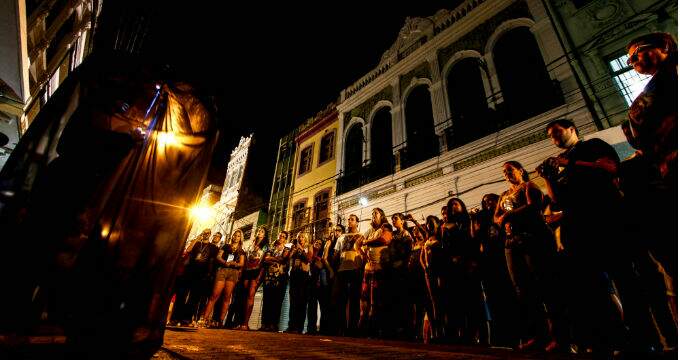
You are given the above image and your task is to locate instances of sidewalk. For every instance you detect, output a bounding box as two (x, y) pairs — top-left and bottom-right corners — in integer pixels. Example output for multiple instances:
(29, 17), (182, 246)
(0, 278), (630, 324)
(160, 328), (588, 360)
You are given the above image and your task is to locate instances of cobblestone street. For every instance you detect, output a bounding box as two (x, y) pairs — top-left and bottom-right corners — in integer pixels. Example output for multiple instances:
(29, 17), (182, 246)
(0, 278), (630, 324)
(159, 328), (587, 360)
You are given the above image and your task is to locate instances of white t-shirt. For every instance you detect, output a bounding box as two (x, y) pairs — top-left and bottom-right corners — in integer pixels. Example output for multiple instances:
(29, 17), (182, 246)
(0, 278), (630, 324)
(334, 232), (364, 271)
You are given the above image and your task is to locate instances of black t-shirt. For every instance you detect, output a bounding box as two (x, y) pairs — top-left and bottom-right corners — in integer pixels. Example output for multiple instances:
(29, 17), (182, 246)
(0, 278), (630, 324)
(555, 139), (623, 255)
(441, 223), (478, 261)
(474, 211), (502, 255)
(556, 138), (621, 216)
(219, 245), (244, 266)
(187, 242), (219, 274)
(388, 229), (412, 270)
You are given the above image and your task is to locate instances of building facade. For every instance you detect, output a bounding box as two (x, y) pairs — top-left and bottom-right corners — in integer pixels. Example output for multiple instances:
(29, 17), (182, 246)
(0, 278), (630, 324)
(549, 0), (676, 126)
(233, 209), (268, 248)
(212, 134), (254, 239)
(267, 128), (298, 241)
(331, 0), (662, 232)
(286, 103), (339, 242)
(0, 0), (101, 170)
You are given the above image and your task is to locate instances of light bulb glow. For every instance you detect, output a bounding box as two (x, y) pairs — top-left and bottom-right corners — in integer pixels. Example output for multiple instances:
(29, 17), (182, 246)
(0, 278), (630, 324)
(157, 131), (178, 146)
(190, 206), (215, 222)
(359, 196), (369, 207)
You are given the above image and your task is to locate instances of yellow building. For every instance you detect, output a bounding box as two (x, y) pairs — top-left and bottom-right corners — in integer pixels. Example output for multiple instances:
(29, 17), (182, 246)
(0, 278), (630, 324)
(286, 103), (339, 241)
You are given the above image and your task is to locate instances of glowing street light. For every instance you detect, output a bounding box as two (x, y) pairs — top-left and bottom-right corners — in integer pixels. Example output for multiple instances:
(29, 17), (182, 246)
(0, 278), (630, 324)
(359, 196), (369, 207)
(190, 206), (215, 223)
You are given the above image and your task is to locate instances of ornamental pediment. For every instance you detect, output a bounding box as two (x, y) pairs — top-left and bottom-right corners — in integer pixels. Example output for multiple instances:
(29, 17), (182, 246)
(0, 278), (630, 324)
(380, 16), (439, 67)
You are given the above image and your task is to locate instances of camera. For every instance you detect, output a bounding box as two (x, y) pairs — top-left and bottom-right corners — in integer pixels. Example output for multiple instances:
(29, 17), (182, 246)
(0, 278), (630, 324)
(536, 157), (560, 180)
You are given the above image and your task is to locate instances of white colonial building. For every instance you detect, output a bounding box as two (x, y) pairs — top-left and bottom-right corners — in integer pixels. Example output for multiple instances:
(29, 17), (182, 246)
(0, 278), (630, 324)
(0, 0), (101, 170)
(332, 0), (636, 231)
(212, 134), (254, 239)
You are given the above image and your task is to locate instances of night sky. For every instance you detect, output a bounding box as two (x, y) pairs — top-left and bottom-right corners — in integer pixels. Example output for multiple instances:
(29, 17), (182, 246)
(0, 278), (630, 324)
(97, 1), (459, 202)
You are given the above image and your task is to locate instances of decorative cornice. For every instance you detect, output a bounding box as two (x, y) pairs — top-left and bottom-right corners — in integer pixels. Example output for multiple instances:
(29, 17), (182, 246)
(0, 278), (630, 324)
(452, 130), (547, 171)
(404, 168), (444, 188)
(344, 86), (392, 129)
(230, 134), (253, 159)
(343, 63), (392, 100)
(295, 109), (338, 144)
(399, 62), (432, 95)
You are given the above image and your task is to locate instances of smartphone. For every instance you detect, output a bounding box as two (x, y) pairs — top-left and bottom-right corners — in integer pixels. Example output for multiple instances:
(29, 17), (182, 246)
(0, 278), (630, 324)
(226, 254), (234, 262)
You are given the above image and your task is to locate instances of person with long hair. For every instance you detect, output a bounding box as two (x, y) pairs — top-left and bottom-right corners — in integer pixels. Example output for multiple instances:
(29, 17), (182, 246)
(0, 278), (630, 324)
(331, 215), (364, 336)
(200, 229), (245, 328)
(319, 223), (343, 335)
(286, 232), (313, 333)
(385, 213), (413, 338)
(441, 198), (482, 344)
(404, 214), (434, 343)
(495, 161), (558, 350)
(474, 193), (517, 347)
(170, 229), (217, 327)
(357, 208), (390, 336)
(260, 231), (290, 332)
(422, 214), (443, 341)
(307, 235), (334, 335)
(239, 226), (267, 330)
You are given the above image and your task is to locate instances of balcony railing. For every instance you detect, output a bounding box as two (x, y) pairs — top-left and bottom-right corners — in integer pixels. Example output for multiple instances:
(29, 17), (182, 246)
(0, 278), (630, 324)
(288, 217), (331, 242)
(337, 159), (395, 195)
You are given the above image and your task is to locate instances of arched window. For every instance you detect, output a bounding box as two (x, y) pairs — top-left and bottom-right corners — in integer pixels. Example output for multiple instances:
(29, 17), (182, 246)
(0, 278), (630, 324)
(403, 85), (438, 169)
(446, 57), (493, 148)
(344, 124), (364, 175)
(370, 107), (393, 178)
(493, 27), (563, 124)
(339, 124), (364, 194)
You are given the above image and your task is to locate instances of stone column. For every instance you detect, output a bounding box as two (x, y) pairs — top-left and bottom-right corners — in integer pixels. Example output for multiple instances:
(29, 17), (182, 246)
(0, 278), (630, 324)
(336, 112), (345, 176)
(428, 55), (450, 153)
(390, 78), (405, 172)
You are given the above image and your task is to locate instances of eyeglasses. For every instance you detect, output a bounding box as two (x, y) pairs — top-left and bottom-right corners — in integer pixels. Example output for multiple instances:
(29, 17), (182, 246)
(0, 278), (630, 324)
(627, 44), (654, 66)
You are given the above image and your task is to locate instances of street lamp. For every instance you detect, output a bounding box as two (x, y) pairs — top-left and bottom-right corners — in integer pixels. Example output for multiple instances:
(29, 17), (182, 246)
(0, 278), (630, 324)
(359, 196), (369, 207)
(190, 206), (215, 223)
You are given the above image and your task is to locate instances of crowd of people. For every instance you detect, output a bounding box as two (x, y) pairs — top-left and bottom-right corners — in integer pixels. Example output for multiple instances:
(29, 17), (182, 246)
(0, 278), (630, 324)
(167, 32), (677, 357)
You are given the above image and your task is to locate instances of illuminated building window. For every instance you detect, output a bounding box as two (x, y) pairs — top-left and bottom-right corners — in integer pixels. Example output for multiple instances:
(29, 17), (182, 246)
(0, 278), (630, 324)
(292, 201), (307, 229)
(313, 190), (330, 241)
(313, 191), (329, 221)
(609, 54), (652, 106)
(319, 131), (335, 165)
(298, 145), (313, 175)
